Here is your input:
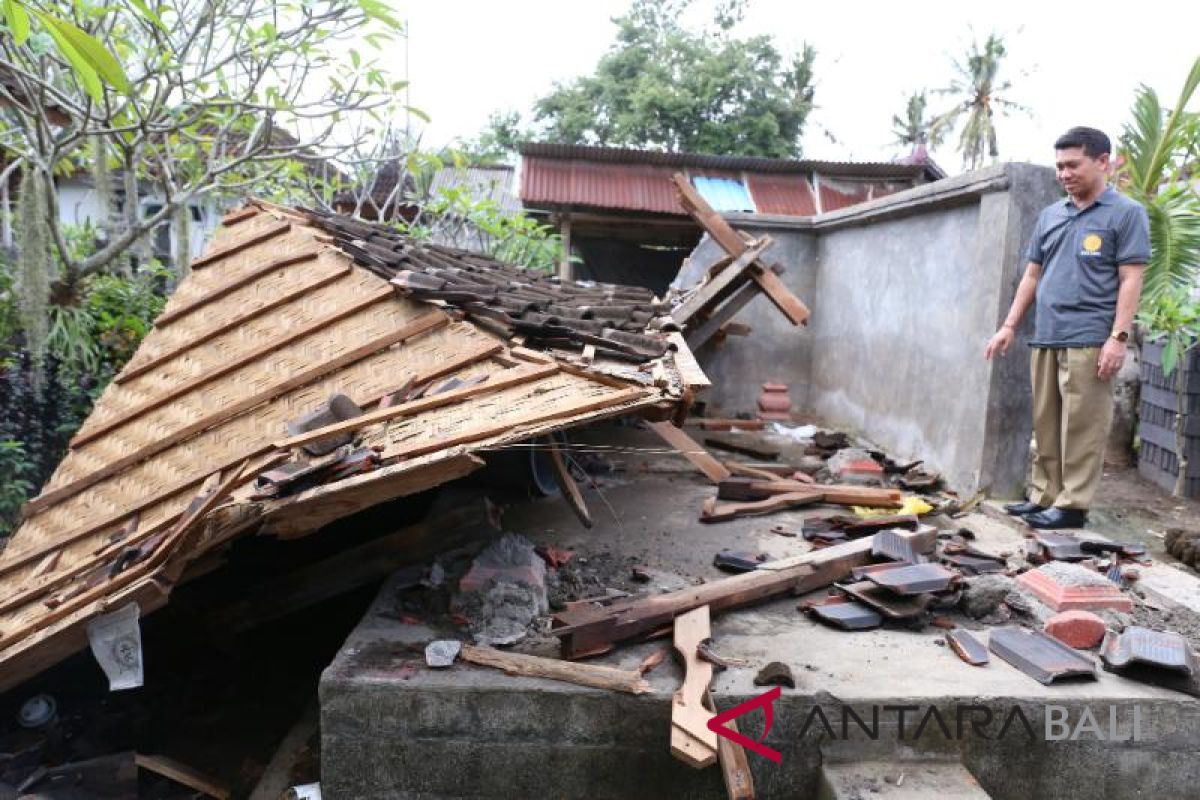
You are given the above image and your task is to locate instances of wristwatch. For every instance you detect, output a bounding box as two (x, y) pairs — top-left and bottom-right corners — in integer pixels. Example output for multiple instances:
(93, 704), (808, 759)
(1110, 330), (1129, 343)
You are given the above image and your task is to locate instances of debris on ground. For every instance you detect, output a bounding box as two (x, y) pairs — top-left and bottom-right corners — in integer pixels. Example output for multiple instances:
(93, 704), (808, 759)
(753, 662), (795, 688)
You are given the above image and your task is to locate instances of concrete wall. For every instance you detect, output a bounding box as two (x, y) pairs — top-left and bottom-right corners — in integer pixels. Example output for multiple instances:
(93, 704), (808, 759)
(683, 163), (1061, 497)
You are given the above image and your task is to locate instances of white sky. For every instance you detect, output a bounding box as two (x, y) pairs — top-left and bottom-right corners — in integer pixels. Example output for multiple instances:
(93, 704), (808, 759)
(390, 1), (1200, 172)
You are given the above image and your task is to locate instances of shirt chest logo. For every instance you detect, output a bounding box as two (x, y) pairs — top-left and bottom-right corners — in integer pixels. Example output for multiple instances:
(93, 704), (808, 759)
(1081, 233), (1103, 254)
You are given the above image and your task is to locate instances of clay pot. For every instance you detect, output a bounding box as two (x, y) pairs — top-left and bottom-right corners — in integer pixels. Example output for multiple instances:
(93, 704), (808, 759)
(757, 382), (792, 421)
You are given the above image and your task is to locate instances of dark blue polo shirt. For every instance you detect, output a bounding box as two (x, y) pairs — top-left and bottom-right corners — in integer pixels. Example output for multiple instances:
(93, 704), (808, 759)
(1025, 186), (1150, 348)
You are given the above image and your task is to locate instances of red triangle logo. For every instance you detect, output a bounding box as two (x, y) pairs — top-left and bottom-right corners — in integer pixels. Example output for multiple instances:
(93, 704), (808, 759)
(706, 686), (783, 764)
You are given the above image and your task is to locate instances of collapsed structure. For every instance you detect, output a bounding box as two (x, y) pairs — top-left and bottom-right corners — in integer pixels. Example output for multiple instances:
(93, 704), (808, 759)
(0, 199), (742, 690)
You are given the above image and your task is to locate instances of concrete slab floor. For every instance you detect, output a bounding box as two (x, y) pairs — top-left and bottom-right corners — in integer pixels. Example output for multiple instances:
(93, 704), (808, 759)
(321, 424), (1200, 800)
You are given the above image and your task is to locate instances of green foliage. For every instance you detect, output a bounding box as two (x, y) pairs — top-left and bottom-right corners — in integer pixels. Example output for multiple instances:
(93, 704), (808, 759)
(0, 439), (34, 538)
(532, 0), (816, 157)
(932, 32), (1026, 170)
(1139, 288), (1200, 377)
(891, 91), (945, 150)
(411, 185), (564, 273)
(455, 111), (526, 166)
(1116, 56), (1200, 304)
(0, 227), (167, 538)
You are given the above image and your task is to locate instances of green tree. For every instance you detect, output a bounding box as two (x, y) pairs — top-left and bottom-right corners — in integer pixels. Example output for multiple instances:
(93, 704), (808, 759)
(1115, 55), (1200, 303)
(891, 90), (945, 151)
(932, 32), (1026, 170)
(532, 0), (816, 157)
(0, 0), (408, 361)
(455, 110), (526, 166)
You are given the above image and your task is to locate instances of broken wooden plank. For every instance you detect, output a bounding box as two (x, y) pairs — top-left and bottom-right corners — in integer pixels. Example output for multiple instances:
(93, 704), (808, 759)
(24, 311), (451, 518)
(671, 237), (774, 326)
(259, 454), (486, 540)
(135, 754), (231, 800)
(701, 490), (824, 523)
(704, 435), (780, 461)
(706, 688), (756, 800)
(647, 421), (731, 484)
(673, 172), (810, 326)
(71, 285), (396, 449)
(459, 644), (651, 695)
(673, 174), (750, 257)
(552, 528), (936, 658)
(190, 219), (291, 271)
(725, 462), (788, 482)
(749, 265), (810, 326)
(117, 262), (351, 384)
(685, 280), (762, 350)
(548, 444), (593, 529)
(665, 332), (710, 390)
(387, 387), (648, 461)
(671, 605), (718, 768)
(744, 480), (903, 508)
(273, 362), (558, 451)
(688, 419), (765, 432)
(146, 250), (320, 329)
(248, 703), (319, 800)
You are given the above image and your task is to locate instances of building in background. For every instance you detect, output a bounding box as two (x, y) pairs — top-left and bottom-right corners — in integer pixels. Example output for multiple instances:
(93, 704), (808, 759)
(518, 143), (945, 293)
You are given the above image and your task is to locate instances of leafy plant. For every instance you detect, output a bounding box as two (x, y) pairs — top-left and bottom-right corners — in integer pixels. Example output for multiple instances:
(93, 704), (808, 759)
(411, 185), (565, 274)
(0, 439), (34, 538)
(1115, 55), (1200, 303)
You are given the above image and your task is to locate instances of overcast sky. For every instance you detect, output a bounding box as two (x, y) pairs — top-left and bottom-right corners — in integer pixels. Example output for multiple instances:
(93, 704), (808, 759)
(391, 1), (1199, 172)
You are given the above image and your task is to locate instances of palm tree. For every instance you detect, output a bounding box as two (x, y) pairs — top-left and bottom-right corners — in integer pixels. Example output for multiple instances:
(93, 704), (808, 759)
(891, 91), (944, 151)
(1118, 55), (1200, 302)
(932, 33), (1026, 171)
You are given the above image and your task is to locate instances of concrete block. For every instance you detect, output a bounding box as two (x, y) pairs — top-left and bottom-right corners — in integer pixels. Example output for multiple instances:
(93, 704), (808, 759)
(1044, 610), (1107, 649)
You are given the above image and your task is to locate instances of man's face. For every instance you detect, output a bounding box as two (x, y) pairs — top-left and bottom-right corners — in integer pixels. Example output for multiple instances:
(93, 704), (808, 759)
(1055, 146), (1109, 196)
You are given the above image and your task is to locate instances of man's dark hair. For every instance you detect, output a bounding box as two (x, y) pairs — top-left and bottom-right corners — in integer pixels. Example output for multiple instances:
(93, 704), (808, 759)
(1054, 127), (1111, 158)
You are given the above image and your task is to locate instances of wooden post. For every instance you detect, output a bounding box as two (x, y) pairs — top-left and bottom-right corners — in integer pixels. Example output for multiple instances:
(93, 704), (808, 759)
(559, 215), (573, 280)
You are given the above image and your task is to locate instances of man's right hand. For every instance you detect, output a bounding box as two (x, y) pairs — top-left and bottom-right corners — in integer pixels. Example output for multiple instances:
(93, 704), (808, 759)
(984, 326), (1015, 360)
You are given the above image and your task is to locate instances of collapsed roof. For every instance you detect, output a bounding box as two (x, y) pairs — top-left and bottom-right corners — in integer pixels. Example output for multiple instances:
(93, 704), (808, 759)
(0, 201), (707, 691)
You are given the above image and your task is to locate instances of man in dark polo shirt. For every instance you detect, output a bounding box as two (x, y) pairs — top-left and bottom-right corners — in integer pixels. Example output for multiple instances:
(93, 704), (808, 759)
(985, 126), (1150, 529)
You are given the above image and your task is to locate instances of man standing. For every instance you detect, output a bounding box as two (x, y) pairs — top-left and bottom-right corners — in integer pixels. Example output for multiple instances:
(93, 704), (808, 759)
(985, 127), (1150, 529)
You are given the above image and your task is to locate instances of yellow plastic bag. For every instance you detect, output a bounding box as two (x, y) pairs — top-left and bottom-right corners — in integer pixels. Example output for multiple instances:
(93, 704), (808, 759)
(852, 495), (932, 518)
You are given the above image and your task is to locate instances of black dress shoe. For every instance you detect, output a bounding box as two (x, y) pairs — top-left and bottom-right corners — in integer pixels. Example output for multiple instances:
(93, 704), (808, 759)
(1004, 500), (1045, 516)
(1024, 507), (1088, 530)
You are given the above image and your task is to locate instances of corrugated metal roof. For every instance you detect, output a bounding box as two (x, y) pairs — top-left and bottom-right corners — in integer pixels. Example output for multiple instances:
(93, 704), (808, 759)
(521, 157), (684, 214)
(519, 142), (942, 180)
(747, 173), (816, 216)
(429, 166), (520, 214)
(692, 176), (756, 212)
(818, 179), (872, 212)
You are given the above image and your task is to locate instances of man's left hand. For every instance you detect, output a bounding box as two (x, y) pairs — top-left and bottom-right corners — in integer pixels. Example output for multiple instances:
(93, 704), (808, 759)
(1097, 339), (1127, 380)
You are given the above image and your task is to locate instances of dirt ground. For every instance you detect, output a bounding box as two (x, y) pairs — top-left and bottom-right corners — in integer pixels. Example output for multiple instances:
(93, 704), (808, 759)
(1090, 463), (1200, 565)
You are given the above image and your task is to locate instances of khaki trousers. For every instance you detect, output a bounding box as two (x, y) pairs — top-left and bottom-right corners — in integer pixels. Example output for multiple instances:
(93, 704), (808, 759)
(1029, 347), (1114, 510)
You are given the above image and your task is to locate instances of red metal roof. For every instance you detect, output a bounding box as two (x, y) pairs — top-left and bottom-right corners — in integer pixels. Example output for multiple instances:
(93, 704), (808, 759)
(747, 173), (817, 216)
(520, 144), (939, 218)
(521, 157), (684, 215)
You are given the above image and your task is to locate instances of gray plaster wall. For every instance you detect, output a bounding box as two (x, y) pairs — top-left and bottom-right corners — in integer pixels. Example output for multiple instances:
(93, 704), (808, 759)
(681, 228), (818, 414)
(683, 163), (1061, 497)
